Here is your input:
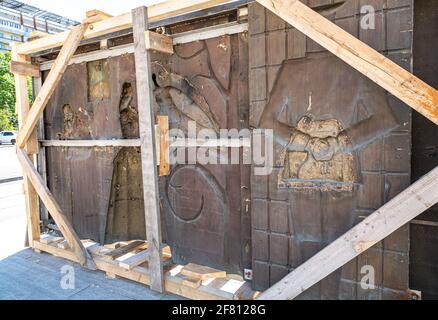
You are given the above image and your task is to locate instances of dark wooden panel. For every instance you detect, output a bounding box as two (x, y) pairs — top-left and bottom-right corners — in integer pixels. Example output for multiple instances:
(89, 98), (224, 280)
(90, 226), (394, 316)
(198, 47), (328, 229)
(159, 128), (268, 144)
(410, 0), (438, 300)
(248, 0), (413, 298)
(152, 34), (249, 274)
(44, 54), (138, 243)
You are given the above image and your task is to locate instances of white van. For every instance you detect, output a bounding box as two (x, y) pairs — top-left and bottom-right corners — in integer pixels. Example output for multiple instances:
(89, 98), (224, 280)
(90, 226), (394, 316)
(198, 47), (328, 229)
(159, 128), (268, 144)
(0, 131), (18, 145)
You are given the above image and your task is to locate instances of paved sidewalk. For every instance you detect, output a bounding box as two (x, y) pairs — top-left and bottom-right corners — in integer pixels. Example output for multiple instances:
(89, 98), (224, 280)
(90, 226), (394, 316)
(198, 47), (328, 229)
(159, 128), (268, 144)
(0, 145), (22, 183)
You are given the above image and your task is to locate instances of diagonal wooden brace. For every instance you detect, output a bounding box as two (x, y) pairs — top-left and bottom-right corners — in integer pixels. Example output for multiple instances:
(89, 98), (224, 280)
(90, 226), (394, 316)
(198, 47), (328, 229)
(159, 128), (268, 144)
(259, 165), (438, 299)
(17, 148), (96, 269)
(256, 0), (438, 125)
(16, 22), (89, 148)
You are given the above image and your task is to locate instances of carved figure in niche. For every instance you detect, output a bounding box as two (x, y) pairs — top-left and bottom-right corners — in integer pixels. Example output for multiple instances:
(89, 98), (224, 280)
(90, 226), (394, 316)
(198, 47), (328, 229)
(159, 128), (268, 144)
(259, 55), (398, 298)
(105, 83), (145, 243)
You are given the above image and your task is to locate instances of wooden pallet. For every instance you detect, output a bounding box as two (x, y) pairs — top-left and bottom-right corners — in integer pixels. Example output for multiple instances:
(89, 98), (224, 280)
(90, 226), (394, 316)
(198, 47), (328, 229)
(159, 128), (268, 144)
(33, 234), (260, 300)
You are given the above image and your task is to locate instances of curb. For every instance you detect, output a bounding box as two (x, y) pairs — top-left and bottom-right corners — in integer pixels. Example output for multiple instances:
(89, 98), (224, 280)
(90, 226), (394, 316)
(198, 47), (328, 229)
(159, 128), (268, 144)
(0, 176), (23, 184)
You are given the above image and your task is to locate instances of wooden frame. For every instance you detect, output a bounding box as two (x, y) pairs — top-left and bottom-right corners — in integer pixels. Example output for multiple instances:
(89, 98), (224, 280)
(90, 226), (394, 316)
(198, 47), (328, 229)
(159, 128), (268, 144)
(132, 6), (165, 293)
(11, 0), (438, 300)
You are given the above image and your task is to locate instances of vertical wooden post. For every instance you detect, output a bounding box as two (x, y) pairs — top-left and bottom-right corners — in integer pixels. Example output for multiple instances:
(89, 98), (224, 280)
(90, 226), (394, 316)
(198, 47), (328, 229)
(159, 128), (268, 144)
(33, 76), (49, 229)
(132, 6), (164, 293)
(11, 46), (40, 247)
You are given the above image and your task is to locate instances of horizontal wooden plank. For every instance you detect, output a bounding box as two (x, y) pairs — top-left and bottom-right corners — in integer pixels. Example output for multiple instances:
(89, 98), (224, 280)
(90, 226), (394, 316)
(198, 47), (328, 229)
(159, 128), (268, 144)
(40, 139), (141, 147)
(103, 240), (146, 260)
(145, 31), (174, 54)
(15, 0), (232, 55)
(9, 60), (40, 77)
(118, 249), (150, 270)
(172, 22), (248, 45)
(181, 263), (227, 281)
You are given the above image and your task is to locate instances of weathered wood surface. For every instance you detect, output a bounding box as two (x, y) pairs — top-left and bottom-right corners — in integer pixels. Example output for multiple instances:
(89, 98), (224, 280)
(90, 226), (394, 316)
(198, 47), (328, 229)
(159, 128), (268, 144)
(9, 60), (40, 77)
(15, 0), (233, 55)
(132, 6), (164, 293)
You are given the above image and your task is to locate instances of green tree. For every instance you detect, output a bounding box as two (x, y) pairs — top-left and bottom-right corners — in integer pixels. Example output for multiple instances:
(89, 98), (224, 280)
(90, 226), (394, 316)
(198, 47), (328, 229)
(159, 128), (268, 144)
(0, 51), (32, 130)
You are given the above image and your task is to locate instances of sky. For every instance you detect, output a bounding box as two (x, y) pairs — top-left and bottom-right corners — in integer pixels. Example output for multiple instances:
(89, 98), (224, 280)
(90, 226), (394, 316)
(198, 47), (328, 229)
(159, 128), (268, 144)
(20, 0), (166, 22)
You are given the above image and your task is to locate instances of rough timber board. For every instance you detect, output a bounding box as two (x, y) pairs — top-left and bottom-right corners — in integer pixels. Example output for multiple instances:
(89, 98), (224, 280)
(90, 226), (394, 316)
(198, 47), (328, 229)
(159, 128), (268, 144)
(15, 0), (235, 55)
(32, 239), (258, 300)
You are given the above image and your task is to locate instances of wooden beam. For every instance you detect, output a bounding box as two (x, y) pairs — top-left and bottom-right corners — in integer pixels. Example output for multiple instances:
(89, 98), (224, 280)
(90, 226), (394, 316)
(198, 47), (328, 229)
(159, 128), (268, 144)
(118, 249), (150, 270)
(15, 0), (231, 55)
(16, 148), (95, 269)
(16, 23), (89, 149)
(86, 9), (113, 18)
(172, 22), (248, 45)
(9, 60), (40, 77)
(132, 6), (164, 293)
(256, 0), (438, 125)
(104, 240), (145, 260)
(145, 31), (174, 54)
(38, 22), (248, 72)
(258, 165), (438, 300)
(11, 47), (40, 247)
(157, 115), (170, 176)
(40, 139), (142, 147)
(84, 10), (114, 24)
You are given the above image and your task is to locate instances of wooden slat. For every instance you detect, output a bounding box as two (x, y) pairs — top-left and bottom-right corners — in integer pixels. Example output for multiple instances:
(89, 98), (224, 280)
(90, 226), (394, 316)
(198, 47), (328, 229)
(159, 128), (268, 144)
(118, 249), (150, 270)
(17, 23), (89, 148)
(15, 0), (231, 55)
(145, 31), (174, 54)
(256, 0), (438, 125)
(9, 60), (40, 77)
(104, 240), (145, 260)
(258, 165), (438, 300)
(132, 6), (164, 293)
(33, 241), (81, 263)
(157, 116), (170, 176)
(40, 234), (63, 244)
(40, 139), (142, 147)
(181, 263), (227, 281)
(16, 148), (94, 269)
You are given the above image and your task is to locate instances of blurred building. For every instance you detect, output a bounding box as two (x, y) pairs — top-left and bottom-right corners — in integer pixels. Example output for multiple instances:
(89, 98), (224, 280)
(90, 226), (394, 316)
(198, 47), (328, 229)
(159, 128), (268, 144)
(0, 0), (78, 53)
